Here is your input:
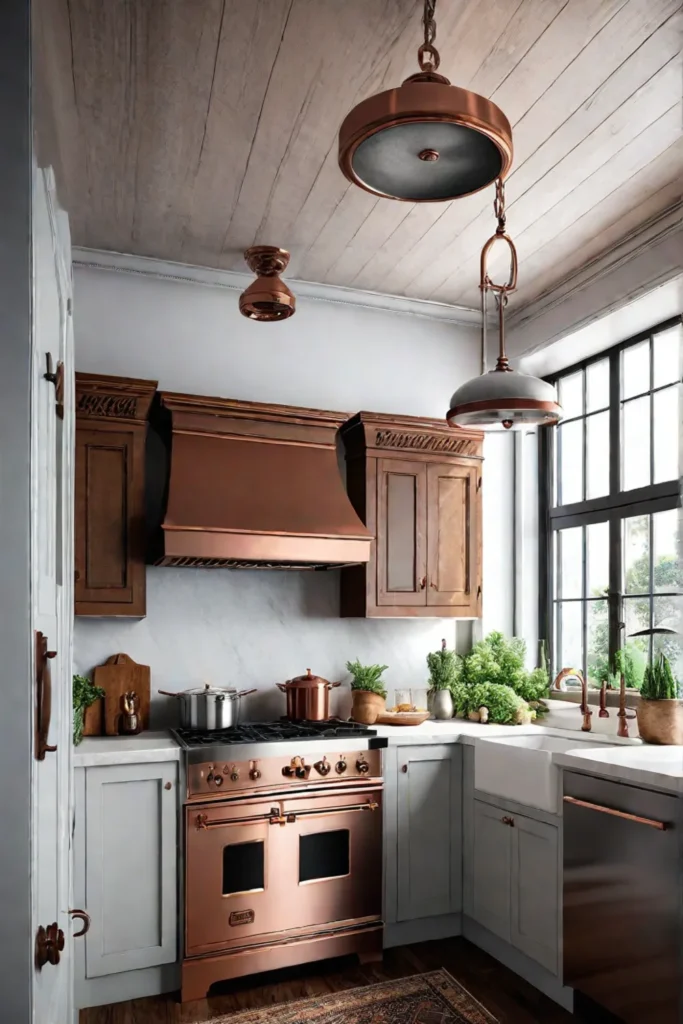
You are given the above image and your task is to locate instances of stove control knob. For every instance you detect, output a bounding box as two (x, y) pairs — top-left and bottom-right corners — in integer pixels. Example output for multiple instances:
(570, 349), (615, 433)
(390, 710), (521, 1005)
(356, 758), (370, 775)
(206, 765), (215, 784)
(314, 758), (331, 777)
(249, 768), (262, 781)
(335, 760), (347, 774)
(229, 770), (240, 783)
(214, 775), (223, 787)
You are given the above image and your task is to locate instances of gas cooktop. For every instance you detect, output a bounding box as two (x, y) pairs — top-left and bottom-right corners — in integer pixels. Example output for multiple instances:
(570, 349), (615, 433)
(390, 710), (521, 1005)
(172, 720), (378, 748)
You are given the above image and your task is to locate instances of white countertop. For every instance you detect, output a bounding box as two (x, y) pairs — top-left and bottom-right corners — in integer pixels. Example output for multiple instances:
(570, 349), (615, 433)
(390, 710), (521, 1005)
(73, 732), (181, 767)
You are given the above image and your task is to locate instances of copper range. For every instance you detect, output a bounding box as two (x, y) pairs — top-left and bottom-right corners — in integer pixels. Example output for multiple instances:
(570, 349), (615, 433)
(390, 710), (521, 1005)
(173, 721), (387, 1002)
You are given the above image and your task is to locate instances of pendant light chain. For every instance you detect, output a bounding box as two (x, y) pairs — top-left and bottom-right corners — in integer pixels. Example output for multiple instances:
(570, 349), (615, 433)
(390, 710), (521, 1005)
(419, 0), (440, 71)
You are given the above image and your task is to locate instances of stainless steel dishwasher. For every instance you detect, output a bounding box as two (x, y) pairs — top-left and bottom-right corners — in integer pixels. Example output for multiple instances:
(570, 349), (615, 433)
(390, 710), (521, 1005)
(563, 770), (682, 1023)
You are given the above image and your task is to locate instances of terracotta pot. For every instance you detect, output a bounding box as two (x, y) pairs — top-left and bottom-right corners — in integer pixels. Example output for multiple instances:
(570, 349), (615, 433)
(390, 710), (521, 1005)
(351, 690), (386, 725)
(636, 699), (683, 745)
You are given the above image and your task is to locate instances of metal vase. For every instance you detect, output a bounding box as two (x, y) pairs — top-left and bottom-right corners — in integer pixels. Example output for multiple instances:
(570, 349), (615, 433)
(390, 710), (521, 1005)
(431, 689), (454, 720)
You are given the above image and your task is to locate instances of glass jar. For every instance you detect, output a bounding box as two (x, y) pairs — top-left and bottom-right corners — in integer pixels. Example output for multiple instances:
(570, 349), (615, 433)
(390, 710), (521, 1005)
(412, 688), (429, 712)
(393, 689), (412, 713)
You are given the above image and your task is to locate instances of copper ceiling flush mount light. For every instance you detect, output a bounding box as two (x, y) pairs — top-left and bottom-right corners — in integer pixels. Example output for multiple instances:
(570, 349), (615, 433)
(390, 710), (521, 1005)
(239, 246), (296, 322)
(447, 180), (562, 430)
(338, 0), (512, 202)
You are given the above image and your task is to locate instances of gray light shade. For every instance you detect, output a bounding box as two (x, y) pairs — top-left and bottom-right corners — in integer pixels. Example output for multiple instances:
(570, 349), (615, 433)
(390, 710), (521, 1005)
(447, 368), (562, 430)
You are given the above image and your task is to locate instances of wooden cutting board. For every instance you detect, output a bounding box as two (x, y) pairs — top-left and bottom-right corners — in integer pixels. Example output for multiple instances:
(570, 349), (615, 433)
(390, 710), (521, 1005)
(93, 653), (150, 735)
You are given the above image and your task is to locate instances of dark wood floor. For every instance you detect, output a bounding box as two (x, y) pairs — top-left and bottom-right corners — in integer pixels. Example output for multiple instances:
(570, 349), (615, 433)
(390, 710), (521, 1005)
(80, 938), (577, 1023)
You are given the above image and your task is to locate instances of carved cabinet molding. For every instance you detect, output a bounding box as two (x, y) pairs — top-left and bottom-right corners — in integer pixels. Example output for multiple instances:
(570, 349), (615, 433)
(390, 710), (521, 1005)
(340, 412), (483, 619)
(75, 373), (157, 617)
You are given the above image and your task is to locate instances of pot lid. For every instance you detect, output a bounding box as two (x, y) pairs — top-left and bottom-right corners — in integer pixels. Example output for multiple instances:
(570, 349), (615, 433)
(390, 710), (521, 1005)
(182, 683), (237, 697)
(283, 668), (334, 688)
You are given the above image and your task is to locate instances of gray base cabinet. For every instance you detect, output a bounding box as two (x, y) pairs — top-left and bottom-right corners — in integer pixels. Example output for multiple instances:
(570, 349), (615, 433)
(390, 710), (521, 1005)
(384, 744), (462, 938)
(471, 798), (559, 975)
(74, 760), (179, 1008)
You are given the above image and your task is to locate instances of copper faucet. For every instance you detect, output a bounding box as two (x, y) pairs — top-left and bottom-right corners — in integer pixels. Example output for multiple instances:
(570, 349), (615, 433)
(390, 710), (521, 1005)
(617, 672), (637, 738)
(599, 680), (610, 718)
(552, 667), (592, 732)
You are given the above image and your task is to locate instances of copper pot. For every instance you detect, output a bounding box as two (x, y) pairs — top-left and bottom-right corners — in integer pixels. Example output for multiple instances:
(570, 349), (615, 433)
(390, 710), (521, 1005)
(277, 669), (341, 722)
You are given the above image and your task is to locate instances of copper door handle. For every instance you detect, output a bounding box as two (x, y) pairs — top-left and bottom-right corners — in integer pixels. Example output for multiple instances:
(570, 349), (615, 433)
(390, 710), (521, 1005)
(282, 802), (379, 824)
(195, 810), (277, 831)
(563, 796), (669, 830)
(418, 575), (427, 590)
(69, 909), (91, 938)
(35, 631), (58, 760)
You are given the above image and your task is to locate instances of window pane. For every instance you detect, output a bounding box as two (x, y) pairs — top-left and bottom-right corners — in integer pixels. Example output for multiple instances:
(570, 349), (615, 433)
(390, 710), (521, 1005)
(623, 595), (650, 642)
(587, 599), (608, 687)
(559, 371), (583, 419)
(586, 411), (609, 498)
(586, 359), (609, 412)
(622, 396), (650, 490)
(653, 385), (679, 484)
(559, 600), (583, 670)
(587, 521), (609, 597)
(653, 326), (681, 389)
(622, 340), (650, 399)
(559, 419), (584, 504)
(653, 594), (679, 638)
(559, 527), (583, 599)
(653, 509), (680, 594)
(623, 515), (649, 595)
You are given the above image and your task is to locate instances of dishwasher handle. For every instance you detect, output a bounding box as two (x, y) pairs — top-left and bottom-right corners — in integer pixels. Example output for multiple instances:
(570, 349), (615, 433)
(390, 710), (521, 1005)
(563, 795), (670, 831)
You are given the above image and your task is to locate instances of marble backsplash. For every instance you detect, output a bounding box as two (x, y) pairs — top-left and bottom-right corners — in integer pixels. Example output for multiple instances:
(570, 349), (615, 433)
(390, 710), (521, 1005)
(74, 568), (467, 728)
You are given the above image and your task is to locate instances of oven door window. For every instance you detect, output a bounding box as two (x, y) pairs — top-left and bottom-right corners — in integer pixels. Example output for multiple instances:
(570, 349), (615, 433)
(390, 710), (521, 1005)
(299, 829), (349, 884)
(223, 840), (264, 896)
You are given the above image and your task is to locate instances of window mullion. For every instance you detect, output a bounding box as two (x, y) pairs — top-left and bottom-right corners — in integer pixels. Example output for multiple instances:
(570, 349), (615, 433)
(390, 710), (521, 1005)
(582, 525), (587, 681)
(609, 348), (620, 496)
(608, 514), (621, 679)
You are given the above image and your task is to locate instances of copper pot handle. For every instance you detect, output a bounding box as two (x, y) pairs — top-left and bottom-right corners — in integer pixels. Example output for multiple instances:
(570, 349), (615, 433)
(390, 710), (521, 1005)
(69, 909), (91, 938)
(328, 681), (342, 689)
(276, 683), (289, 693)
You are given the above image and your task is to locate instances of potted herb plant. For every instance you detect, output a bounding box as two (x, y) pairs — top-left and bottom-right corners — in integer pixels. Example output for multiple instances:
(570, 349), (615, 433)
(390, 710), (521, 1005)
(73, 673), (105, 745)
(427, 639), (461, 719)
(636, 652), (683, 744)
(346, 660), (388, 724)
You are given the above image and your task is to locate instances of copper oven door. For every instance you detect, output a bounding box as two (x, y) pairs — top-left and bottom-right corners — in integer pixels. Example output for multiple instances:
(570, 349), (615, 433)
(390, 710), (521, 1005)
(185, 788), (382, 957)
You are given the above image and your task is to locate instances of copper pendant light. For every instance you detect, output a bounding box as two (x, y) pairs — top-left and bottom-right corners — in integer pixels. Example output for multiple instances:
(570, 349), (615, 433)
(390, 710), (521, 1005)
(239, 246), (296, 322)
(447, 181), (562, 430)
(338, 0), (512, 202)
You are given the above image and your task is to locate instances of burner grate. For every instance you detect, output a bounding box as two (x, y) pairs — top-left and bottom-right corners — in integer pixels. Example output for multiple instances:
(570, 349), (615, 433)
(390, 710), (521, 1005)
(173, 720), (377, 746)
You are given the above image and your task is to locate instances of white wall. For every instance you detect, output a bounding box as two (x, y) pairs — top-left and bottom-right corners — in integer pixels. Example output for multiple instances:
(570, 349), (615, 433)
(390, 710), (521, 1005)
(72, 265), (513, 721)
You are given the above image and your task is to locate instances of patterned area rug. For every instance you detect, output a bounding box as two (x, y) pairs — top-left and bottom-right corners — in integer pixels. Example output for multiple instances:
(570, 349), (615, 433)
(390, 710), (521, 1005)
(204, 970), (498, 1023)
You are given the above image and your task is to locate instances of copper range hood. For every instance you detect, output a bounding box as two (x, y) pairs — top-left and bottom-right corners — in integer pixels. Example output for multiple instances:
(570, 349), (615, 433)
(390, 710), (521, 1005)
(150, 392), (372, 569)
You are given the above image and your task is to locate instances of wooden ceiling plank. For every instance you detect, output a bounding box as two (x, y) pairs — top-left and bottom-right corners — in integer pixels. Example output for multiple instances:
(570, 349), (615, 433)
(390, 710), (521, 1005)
(175, 1), (296, 269)
(459, 105), (682, 306)
(432, 54), (681, 303)
(386, 0), (678, 300)
(509, 145), (683, 307)
(297, 186), (378, 282)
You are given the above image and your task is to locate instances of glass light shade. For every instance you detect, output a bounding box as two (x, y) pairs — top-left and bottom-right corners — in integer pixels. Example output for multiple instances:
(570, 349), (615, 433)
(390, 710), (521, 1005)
(447, 367), (562, 430)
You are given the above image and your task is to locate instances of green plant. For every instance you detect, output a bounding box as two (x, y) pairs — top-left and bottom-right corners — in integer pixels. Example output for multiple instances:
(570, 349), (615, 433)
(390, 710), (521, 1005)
(463, 631), (547, 701)
(73, 673), (105, 745)
(641, 653), (679, 701)
(426, 640), (462, 692)
(451, 680), (528, 724)
(345, 660), (388, 698)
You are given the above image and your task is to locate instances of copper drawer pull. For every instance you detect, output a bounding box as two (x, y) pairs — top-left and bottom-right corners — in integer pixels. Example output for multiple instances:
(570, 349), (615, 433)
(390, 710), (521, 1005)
(563, 796), (669, 830)
(69, 909), (91, 938)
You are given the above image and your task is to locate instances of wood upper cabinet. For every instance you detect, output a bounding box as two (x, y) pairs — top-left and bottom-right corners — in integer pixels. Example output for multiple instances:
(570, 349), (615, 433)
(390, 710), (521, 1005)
(75, 373), (157, 616)
(340, 413), (483, 618)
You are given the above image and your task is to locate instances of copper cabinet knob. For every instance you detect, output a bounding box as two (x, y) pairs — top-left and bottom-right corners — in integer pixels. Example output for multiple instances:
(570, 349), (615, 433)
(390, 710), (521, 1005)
(502, 815), (515, 827)
(164, 781), (172, 790)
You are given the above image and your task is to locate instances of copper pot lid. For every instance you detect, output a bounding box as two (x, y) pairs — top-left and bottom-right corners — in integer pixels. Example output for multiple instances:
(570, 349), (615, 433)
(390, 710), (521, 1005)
(282, 668), (335, 689)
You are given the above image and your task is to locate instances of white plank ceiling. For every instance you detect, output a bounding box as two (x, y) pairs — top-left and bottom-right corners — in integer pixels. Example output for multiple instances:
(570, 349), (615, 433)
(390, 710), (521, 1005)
(45, 0), (682, 310)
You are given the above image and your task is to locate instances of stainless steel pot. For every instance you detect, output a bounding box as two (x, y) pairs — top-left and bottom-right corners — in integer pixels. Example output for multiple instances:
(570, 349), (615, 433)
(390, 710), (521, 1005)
(158, 684), (256, 730)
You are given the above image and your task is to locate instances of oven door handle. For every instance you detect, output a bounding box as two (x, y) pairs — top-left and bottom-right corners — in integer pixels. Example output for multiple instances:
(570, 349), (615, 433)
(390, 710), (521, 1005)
(276, 801), (379, 825)
(195, 808), (281, 830)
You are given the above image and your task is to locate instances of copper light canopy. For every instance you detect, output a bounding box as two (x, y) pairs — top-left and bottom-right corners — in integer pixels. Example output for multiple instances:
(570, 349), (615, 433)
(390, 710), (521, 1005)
(447, 180), (562, 431)
(239, 246), (296, 322)
(338, 2), (512, 202)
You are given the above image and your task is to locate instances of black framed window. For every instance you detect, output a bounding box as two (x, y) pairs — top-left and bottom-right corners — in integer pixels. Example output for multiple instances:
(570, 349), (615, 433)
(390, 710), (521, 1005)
(540, 317), (681, 687)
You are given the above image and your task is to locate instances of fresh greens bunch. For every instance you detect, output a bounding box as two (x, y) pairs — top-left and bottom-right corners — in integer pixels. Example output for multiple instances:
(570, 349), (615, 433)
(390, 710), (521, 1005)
(73, 673), (105, 745)
(451, 680), (528, 724)
(426, 641), (462, 692)
(641, 653), (679, 701)
(345, 660), (388, 698)
(463, 631), (549, 702)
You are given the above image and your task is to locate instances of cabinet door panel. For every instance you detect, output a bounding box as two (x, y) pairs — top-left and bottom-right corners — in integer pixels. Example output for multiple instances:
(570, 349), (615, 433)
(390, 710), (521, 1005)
(511, 815), (559, 973)
(85, 763), (177, 976)
(75, 425), (146, 615)
(397, 746), (461, 921)
(376, 459), (426, 606)
(426, 462), (481, 612)
(472, 800), (511, 942)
